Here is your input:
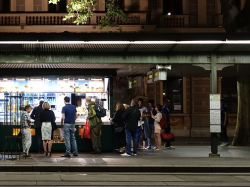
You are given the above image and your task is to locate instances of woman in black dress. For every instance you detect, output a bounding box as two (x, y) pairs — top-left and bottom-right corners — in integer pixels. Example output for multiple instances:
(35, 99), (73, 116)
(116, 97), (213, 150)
(111, 102), (126, 153)
(40, 102), (56, 156)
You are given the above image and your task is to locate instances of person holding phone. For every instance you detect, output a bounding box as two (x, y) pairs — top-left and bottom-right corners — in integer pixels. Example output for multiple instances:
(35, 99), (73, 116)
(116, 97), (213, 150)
(21, 105), (32, 157)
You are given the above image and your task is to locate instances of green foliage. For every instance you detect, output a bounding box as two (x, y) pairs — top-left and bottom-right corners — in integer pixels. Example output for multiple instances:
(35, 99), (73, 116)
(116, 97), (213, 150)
(99, 0), (127, 31)
(48, 0), (127, 30)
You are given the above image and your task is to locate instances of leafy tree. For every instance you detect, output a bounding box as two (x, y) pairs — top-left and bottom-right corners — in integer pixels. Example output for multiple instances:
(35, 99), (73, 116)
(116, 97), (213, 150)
(48, 0), (127, 31)
(220, 0), (250, 145)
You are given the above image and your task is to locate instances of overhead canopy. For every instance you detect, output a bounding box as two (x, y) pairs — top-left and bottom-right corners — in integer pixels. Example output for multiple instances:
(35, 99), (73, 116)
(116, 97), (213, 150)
(0, 33), (250, 77)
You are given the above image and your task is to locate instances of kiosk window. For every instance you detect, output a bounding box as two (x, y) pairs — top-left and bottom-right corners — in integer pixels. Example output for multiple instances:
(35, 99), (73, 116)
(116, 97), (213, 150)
(163, 78), (183, 113)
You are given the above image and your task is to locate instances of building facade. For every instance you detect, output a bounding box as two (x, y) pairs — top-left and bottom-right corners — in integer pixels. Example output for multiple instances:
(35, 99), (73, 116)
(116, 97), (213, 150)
(0, 0), (243, 137)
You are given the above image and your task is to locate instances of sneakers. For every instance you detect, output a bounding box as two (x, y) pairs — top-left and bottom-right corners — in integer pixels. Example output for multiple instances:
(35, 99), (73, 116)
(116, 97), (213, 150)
(132, 153), (137, 156)
(121, 152), (131, 156)
(145, 146), (151, 150)
(220, 142), (229, 147)
(166, 146), (175, 149)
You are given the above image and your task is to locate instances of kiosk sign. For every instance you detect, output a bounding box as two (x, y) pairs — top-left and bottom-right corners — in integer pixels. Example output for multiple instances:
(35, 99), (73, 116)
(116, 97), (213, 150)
(210, 94), (221, 133)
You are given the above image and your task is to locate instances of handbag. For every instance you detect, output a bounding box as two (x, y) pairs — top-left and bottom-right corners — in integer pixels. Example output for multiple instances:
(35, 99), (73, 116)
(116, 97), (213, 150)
(115, 127), (124, 133)
(52, 121), (58, 131)
(16, 131), (22, 143)
(81, 121), (91, 139)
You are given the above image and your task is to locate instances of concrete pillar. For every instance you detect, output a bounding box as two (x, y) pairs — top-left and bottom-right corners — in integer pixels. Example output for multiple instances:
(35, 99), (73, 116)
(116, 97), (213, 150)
(197, 0), (207, 26)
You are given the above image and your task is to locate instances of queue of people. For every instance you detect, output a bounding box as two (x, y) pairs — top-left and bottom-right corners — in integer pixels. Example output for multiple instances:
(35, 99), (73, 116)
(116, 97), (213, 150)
(110, 98), (174, 156)
(20, 96), (174, 157)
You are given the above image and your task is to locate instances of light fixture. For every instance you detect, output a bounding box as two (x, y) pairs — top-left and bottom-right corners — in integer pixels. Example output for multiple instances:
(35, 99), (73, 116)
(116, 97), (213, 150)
(1, 40), (250, 44)
(154, 65), (171, 81)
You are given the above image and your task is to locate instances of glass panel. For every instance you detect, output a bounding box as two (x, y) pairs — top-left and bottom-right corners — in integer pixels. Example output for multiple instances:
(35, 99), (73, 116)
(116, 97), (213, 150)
(53, 128), (65, 143)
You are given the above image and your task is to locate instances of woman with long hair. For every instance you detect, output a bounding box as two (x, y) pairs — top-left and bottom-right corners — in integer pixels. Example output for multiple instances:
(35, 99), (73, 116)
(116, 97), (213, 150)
(151, 104), (162, 151)
(111, 102), (126, 153)
(40, 102), (56, 156)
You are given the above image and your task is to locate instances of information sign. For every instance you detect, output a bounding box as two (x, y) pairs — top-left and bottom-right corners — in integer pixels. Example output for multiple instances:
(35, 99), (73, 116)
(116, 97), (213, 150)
(210, 94), (220, 109)
(210, 110), (221, 125)
(210, 94), (221, 133)
(210, 125), (221, 133)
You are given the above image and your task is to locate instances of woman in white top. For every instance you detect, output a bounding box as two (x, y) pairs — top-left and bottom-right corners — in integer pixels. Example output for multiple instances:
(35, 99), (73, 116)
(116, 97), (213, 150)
(151, 104), (162, 151)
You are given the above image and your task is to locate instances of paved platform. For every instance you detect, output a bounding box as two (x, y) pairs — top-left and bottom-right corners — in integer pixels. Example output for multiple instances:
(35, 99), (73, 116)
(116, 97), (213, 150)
(0, 172), (250, 186)
(1, 145), (250, 173)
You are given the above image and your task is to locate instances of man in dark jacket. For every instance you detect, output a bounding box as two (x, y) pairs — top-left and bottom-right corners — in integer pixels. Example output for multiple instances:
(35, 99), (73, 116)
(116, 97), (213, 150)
(30, 100), (44, 153)
(121, 99), (141, 156)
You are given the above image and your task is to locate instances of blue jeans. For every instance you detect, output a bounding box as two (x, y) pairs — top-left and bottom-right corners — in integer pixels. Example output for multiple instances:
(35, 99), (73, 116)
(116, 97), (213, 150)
(147, 123), (154, 147)
(136, 126), (142, 143)
(63, 123), (78, 155)
(221, 125), (228, 143)
(125, 129), (138, 155)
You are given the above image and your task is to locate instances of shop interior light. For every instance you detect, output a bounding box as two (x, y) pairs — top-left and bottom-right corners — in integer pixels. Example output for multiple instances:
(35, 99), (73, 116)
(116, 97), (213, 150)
(16, 78), (25, 81)
(30, 78), (42, 81)
(91, 78), (102, 81)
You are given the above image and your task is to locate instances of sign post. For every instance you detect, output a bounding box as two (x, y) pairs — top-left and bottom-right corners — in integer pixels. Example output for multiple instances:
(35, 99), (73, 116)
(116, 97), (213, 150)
(209, 94), (221, 157)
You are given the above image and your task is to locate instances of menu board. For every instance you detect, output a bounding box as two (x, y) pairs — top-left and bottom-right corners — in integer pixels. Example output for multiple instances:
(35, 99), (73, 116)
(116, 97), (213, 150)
(0, 78), (105, 93)
(44, 78), (58, 92)
(89, 79), (104, 92)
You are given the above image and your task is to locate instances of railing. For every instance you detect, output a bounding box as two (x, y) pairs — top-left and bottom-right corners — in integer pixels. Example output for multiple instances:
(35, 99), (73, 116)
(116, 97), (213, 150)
(0, 13), (147, 26)
(0, 16), (20, 26)
(96, 13), (144, 25)
(160, 15), (190, 27)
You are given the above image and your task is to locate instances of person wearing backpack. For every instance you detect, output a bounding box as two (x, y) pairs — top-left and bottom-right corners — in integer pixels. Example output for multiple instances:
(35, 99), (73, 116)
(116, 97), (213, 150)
(86, 97), (102, 154)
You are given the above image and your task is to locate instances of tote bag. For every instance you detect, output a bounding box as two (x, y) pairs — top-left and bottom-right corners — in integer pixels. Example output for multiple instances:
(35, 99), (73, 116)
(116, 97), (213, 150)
(81, 121), (91, 139)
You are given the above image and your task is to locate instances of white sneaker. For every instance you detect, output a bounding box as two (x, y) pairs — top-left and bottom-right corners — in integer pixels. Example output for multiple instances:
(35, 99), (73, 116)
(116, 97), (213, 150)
(166, 146), (175, 149)
(220, 142), (229, 147)
(132, 153), (137, 156)
(121, 152), (131, 156)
